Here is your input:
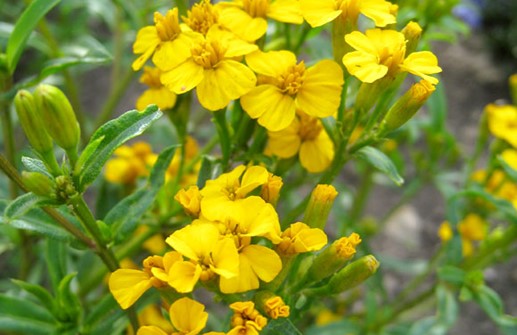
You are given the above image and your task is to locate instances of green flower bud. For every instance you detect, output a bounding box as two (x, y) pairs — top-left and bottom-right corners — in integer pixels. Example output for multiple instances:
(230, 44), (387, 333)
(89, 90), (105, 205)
(21, 171), (55, 197)
(14, 90), (54, 155)
(379, 80), (436, 134)
(304, 184), (338, 230)
(34, 84), (80, 156)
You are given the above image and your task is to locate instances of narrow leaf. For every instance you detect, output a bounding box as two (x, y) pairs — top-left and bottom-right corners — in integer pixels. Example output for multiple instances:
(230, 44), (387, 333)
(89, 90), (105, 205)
(0, 294), (55, 323)
(6, 0), (61, 74)
(11, 279), (56, 313)
(77, 105), (163, 189)
(21, 156), (52, 178)
(355, 146), (404, 186)
(4, 193), (58, 220)
(0, 316), (55, 335)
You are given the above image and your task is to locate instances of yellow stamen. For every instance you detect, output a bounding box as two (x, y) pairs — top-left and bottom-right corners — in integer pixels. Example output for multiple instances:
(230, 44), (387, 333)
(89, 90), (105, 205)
(279, 61), (306, 95)
(191, 40), (227, 69)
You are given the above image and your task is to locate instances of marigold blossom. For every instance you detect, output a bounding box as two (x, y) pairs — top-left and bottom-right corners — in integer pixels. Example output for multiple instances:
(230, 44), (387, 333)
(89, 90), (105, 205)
(266, 111), (335, 172)
(342, 28), (442, 84)
(241, 50), (344, 131)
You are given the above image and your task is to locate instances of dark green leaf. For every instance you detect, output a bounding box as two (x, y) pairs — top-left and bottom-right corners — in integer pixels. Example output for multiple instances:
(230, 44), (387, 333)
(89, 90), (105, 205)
(6, 0), (61, 74)
(21, 156), (52, 178)
(197, 155), (222, 189)
(4, 192), (58, 220)
(76, 105), (163, 189)
(57, 273), (81, 321)
(46, 239), (68, 293)
(355, 146), (404, 186)
(105, 146), (176, 243)
(262, 318), (303, 335)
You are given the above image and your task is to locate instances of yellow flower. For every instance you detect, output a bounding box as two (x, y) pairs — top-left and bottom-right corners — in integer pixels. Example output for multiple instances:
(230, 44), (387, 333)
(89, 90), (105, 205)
(276, 222), (328, 255)
(260, 173), (283, 206)
(200, 164), (270, 221)
(218, 0), (303, 41)
(458, 214), (488, 257)
(266, 111), (334, 172)
(300, 0), (396, 28)
(136, 66), (177, 111)
(137, 297), (208, 335)
(182, 0), (221, 36)
(159, 26), (257, 111)
(128, 304), (174, 335)
(241, 50), (344, 131)
(438, 221), (453, 242)
(175, 185), (202, 217)
(485, 104), (517, 148)
(501, 149), (517, 171)
(104, 142), (155, 185)
(228, 301), (268, 335)
(342, 29), (441, 84)
(165, 223), (239, 293)
(132, 8), (191, 71)
(109, 252), (181, 309)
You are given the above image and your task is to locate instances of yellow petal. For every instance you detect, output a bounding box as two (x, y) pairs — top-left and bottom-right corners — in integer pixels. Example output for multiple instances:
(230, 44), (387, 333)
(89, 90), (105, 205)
(268, 0), (304, 24)
(136, 326), (169, 335)
(296, 60), (343, 118)
(400, 51), (442, 85)
(136, 87), (177, 111)
(219, 252), (259, 293)
(300, 0), (340, 27)
(160, 59), (204, 94)
(237, 165), (269, 197)
(169, 297), (208, 334)
(219, 7), (268, 41)
(266, 118), (301, 158)
(108, 269), (153, 309)
(133, 26), (160, 54)
(211, 237), (240, 278)
(165, 223), (220, 261)
(299, 132), (334, 173)
(232, 197), (281, 241)
(360, 0), (397, 27)
(342, 51), (387, 83)
(245, 50), (297, 77)
(291, 223), (328, 252)
(197, 60), (257, 111)
(168, 261), (202, 293)
(152, 34), (193, 71)
(243, 245), (282, 283)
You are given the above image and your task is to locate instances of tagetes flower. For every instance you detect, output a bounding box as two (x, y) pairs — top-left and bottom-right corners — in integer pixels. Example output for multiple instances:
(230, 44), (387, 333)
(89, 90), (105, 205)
(241, 50), (344, 131)
(200, 164), (270, 221)
(342, 28), (442, 84)
(137, 297), (208, 335)
(266, 111), (334, 172)
(276, 222), (328, 255)
(218, 0), (303, 41)
(165, 223), (239, 293)
(109, 252), (181, 309)
(300, 0), (396, 28)
(485, 104), (517, 148)
(159, 27), (257, 111)
(228, 301), (267, 335)
(132, 8), (191, 71)
(136, 66), (177, 111)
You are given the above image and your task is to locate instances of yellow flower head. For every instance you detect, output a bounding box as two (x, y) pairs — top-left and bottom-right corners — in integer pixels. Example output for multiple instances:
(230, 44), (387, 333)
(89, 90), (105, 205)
(438, 221), (453, 242)
(136, 66), (177, 111)
(485, 103), (517, 148)
(242, 50), (344, 131)
(228, 301), (268, 335)
(159, 26), (258, 111)
(183, 0), (220, 35)
(260, 173), (283, 206)
(300, 0), (396, 28)
(342, 29), (441, 84)
(165, 223), (240, 292)
(137, 297), (208, 335)
(175, 185), (202, 217)
(129, 304), (174, 335)
(458, 214), (487, 242)
(218, 0), (303, 41)
(104, 142), (155, 185)
(132, 8), (191, 71)
(266, 111), (335, 172)
(109, 252), (181, 309)
(200, 164), (270, 221)
(276, 222), (328, 255)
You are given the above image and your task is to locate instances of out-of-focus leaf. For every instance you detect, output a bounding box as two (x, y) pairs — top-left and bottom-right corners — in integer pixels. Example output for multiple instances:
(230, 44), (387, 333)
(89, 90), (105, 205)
(0, 294), (55, 325)
(408, 316), (447, 335)
(305, 320), (360, 335)
(75, 105), (163, 190)
(436, 284), (458, 327)
(5, 0), (61, 74)
(263, 318), (303, 335)
(437, 266), (465, 286)
(498, 155), (517, 183)
(355, 146), (404, 186)
(11, 279), (56, 313)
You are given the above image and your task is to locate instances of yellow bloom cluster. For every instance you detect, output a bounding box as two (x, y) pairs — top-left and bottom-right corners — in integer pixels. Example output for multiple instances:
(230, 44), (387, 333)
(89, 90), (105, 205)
(439, 214), (487, 257)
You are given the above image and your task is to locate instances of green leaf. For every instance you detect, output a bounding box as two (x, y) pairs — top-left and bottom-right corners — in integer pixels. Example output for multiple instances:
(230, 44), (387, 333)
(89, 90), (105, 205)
(197, 155), (222, 189)
(0, 294), (55, 324)
(437, 266), (465, 286)
(263, 318), (302, 335)
(21, 156), (52, 178)
(408, 316), (447, 335)
(0, 316), (55, 335)
(472, 285), (517, 333)
(105, 146), (176, 243)
(11, 279), (56, 314)
(4, 192), (58, 220)
(56, 273), (81, 322)
(76, 105), (163, 190)
(458, 186), (517, 224)
(355, 146), (404, 186)
(498, 155), (517, 183)
(436, 285), (458, 327)
(46, 239), (68, 293)
(6, 0), (61, 74)
(305, 320), (360, 335)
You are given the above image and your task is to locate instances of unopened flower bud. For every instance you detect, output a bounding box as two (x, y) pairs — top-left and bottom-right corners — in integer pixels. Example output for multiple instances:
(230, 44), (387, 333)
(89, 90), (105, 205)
(509, 74), (517, 106)
(304, 184), (338, 230)
(402, 21), (423, 54)
(55, 175), (78, 202)
(21, 171), (55, 197)
(34, 84), (80, 156)
(380, 80), (436, 133)
(255, 291), (290, 319)
(174, 185), (202, 217)
(307, 232), (362, 282)
(260, 173), (283, 206)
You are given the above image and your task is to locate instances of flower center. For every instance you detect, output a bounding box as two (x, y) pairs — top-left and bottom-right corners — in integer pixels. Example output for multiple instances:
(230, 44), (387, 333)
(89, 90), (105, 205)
(183, 0), (219, 35)
(297, 113), (322, 141)
(243, 0), (270, 18)
(279, 61), (305, 95)
(154, 9), (181, 41)
(379, 43), (406, 75)
(191, 40), (227, 69)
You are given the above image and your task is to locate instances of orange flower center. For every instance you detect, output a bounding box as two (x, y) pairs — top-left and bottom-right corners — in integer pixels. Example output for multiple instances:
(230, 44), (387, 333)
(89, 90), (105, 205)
(154, 10), (181, 41)
(297, 113), (322, 141)
(183, 0), (219, 35)
(279, 61), (305, 95)
(191, 40), (227, 69)
(243, 0), (270, 18)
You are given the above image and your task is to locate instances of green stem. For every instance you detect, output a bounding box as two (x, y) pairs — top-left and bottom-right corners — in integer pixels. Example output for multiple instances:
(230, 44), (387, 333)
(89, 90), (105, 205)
(343, 166), (374, 235)
(293, 24), (311, 54)
(213, 108), (231, 170)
